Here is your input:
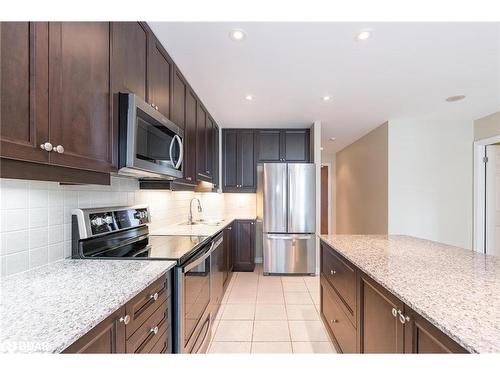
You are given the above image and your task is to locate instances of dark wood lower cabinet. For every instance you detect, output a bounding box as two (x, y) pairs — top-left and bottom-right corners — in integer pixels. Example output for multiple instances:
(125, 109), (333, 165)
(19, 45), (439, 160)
(404, 308), (468, 353)
(63, 272), (172, 354)
(233, 220), (255, 272)
(319, 241), (467, 354)
(63, 307), (126, 354)
(359, 274), (404, 353)
(223, 223), (235, 291)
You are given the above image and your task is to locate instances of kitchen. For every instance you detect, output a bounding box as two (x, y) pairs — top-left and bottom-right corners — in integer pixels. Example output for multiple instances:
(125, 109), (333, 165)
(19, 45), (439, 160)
(1, 1), (500, 373)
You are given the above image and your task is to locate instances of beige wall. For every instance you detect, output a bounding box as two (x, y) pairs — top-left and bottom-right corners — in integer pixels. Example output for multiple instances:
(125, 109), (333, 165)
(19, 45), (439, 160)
(475, 111), (500, 140)
(336, 123), (388, 234)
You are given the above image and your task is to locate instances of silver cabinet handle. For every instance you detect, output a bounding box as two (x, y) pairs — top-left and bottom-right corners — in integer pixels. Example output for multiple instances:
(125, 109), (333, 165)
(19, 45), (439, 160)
(391, 308), (398, 317)
(151, 103), (155, 108)
(397, 310), (410, 324)
(119, 315), (130, 325)
(330, 319), (338, 323)
(40, 142), (53, 151)
(155, 105), (159, 110)
(150, 292), (159, 301)
(150, 326), (159, 335)
(186, 177), (192, 181)
(330, 269), (336, 275)
(53, 145), (64, 154)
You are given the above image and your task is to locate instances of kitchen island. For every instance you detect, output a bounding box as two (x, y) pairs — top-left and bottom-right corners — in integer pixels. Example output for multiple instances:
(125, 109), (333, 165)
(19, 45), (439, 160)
(319, 235), (500, 353)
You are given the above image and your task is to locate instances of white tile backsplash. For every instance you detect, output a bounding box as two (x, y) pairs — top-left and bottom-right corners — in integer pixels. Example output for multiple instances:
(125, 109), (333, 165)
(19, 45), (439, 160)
(0, 176), (256, 277)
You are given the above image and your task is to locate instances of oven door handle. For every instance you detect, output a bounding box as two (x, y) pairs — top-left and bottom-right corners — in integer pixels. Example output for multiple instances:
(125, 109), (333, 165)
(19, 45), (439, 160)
(183, 241), (215, 273)
(169, 135), (183, 169)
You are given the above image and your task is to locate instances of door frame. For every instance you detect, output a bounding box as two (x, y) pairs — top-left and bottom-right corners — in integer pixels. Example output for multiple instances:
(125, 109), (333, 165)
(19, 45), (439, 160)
(320, 162), (333, 234)
(473, 134), (500, 253)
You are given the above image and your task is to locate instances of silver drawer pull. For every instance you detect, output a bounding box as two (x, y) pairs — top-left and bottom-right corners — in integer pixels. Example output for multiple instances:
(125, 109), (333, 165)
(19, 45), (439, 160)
(119, 315), (130, 325)
(53, 145), (65, 154)
(391, 308), (398, 317)
(330, 269), (336, 275)
(150, 292), (159, 301)
(330, 319), (338, 323)
(150, 326), (159, 335)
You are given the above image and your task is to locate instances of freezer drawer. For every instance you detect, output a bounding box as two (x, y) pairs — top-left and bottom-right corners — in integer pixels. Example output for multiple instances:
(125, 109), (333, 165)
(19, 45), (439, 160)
(263, 234), (316, 275)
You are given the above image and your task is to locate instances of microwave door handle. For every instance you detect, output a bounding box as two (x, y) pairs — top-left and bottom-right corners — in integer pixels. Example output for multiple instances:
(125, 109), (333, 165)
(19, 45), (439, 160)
(174, 135), (183, 169)
(169, 135), (183, 169)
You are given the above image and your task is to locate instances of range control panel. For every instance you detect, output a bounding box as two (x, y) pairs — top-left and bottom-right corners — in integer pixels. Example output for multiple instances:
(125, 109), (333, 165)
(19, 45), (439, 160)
(73, 206), (150, 238)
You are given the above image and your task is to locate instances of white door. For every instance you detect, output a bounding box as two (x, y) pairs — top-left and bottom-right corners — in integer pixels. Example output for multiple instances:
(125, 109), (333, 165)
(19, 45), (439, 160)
(485, 145), (500, 256)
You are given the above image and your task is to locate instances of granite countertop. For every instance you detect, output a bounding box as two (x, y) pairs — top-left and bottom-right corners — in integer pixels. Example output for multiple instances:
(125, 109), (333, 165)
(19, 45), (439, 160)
(0, 259), (176, 353)
(150, 215), (257, 237)
(319, 234), (500, 353)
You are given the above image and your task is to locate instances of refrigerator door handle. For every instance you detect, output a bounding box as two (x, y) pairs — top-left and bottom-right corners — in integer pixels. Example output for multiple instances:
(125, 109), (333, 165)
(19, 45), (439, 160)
(266, 234), (314, 240)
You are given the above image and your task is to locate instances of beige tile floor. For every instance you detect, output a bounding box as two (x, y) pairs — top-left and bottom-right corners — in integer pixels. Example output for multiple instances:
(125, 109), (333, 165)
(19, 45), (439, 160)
(208, 265), (337, 354)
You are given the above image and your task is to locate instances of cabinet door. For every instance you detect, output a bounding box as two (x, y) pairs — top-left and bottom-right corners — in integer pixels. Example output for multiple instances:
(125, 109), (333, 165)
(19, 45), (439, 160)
(233, 220), (255, 272)
(149, 37), (173, 119)
(283, 130), (310, 162)
(48, 22), (115, 172)
(237, 130), (256, 191)
(205, 116), (215, 178)
(112, 22), (148, 99)
(223, 223), (234, 289)
(63, 307), (126, 353)
(183, 89), (197, 183)
(359, 274), (404, 353)
(257, 130), (281, 162)
(213, 123), (220, 189)
(171, 67), (186, 128)
(0, 22), (49, 163)
(222, 130), (238, 191)
(196, 102), (209, 181)
(404, 308), (468, 353)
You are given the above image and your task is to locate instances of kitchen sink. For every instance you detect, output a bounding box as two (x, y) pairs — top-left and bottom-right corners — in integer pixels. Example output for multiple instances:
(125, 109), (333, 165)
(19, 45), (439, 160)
(179, 219), (225, 226)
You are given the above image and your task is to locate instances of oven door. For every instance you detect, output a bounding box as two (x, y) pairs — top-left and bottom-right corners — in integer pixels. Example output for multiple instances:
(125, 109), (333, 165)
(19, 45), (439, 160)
(176, 241), (214, 353)
(119, 93), (184, 179)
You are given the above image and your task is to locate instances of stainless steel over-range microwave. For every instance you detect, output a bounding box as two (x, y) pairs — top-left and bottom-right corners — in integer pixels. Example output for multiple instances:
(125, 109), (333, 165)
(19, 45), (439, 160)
(118, 93), (184, 180)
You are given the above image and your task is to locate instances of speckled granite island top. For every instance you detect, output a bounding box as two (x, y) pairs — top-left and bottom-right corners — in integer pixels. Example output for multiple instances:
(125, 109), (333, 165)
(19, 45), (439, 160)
(319, 235), (500, 353)
(0, 259), (176, 353)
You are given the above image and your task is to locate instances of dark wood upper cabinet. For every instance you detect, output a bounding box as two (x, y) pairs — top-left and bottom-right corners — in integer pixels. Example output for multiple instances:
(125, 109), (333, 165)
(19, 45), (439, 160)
(171, 67), (186, 128)
(222, 129), (256, 192)
(257, 129), (310, 163)
(148, 37), (173, 119)
(48, 22), (115, 173)
(64, 307), (126, 353)
(196, 103), (211, 182)
(283, 129), (310, 162)
(257, 130), (281, 162)
(183, 89), (197, 183)
(233, 220), (255, 272)
(206, 116), (215, 178)
(0, 22), (49, 164)
(111, 22), (148, 99)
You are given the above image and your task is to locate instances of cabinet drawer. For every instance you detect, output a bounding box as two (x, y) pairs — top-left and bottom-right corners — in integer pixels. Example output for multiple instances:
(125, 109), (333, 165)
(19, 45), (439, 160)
(126, 274), (170, 339)
(149, 326), (172, 353)
(321, 244), (356, 315)
(126, 300), (170, 353)
(321, 277), (356, 353)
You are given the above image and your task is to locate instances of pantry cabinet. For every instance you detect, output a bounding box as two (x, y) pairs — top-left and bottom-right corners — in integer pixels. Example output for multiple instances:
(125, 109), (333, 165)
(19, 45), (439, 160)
(257, 129), (310, 162)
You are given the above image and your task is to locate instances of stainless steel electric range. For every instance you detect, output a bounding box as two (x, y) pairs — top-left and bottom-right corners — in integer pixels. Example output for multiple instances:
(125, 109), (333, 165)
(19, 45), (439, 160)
(71, 205), (223, 354)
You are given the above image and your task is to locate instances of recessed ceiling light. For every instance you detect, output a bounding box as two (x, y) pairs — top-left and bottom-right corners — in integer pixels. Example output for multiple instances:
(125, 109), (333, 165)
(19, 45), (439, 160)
(322, 95), (332, 101)
(245, 94), (253, 101)
(329, 137), (336, 141)
(356, 29), (372, 41)
(229, 29), (246, 42)
(445, 95), (466, 102)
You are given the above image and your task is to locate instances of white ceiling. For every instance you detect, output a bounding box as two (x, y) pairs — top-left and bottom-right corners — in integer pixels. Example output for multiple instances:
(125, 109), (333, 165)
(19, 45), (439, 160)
(148, 22), (500, 152)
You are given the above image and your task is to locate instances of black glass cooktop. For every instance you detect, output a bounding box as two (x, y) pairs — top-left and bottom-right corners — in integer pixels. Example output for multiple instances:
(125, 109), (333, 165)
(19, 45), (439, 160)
(147, 235), (210, 264)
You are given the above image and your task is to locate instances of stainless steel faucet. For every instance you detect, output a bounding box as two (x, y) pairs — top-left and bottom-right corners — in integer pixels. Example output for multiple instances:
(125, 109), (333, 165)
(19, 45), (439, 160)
(188, 198), (203, 224)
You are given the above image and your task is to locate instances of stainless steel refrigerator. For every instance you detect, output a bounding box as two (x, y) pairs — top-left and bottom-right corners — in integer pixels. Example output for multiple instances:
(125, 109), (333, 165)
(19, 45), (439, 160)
(256, 163), (316, 275)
